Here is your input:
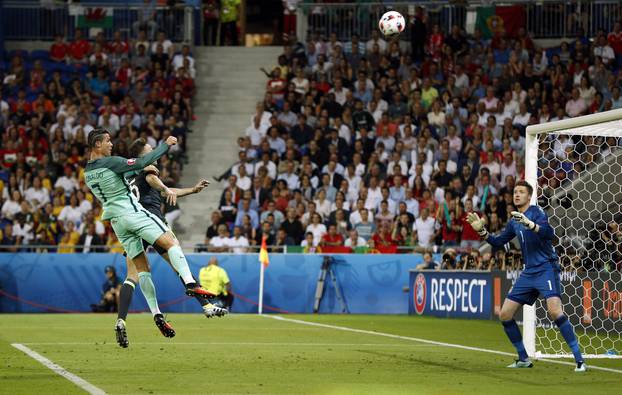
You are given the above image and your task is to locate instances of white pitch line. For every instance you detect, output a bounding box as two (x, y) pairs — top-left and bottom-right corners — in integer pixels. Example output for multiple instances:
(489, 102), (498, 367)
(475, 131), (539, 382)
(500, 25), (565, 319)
(264, 315), (622, 375)
(22, 341), (437, 347)
(11, 343), (107, 395)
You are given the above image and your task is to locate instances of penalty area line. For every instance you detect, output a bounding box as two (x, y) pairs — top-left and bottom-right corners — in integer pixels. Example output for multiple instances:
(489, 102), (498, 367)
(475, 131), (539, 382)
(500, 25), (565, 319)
(264, 315), (622, 375)
(11, 343), (107, 395)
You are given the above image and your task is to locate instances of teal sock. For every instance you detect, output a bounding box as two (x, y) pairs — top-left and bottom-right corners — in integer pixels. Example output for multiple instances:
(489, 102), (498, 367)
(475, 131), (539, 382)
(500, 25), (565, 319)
(138, 271), (162, 316)
(167, 245), (195, 285)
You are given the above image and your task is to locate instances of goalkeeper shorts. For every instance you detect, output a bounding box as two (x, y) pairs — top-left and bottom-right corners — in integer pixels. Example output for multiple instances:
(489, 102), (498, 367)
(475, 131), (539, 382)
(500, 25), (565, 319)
(507, 269), (562, 306)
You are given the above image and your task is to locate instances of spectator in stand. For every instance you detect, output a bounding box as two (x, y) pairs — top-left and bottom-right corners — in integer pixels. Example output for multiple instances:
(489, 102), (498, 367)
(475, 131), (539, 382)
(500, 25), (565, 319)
(151, 30), (174, 55)
(1, 21), (196, 253)
(50, 34), (69, 63)
(260, 200), (284, 230)
(209, 224), (232, 252)
(57, 220), (80, 253)
(256, 221), (275, 247)
(106, 233), (124, 253)
(13, 210), (34, 247)
(281, 207), (304, 244)
(229, 226), (250, 253)
(413, 208), (439, 249)
(301, 231), (321, 253)
(220, 0), (241, 46)
(274, 228), (294, 250)
(204, 211), (223, 246)
(321, 224), (344, 248)
(234, 198), (259, 229)
(306, 212), (327, 246)
(415, 252), (439, 270)
(566, 88), (587, 117)
(354, 208), (375, 241)
(1, 190), (23, 220)
(58, 194), (82, 227)
(393, 213), (415, 246)
(345, 228), (367, 249)
(221, 174), (243, 204)
(133, 0), (158, 39)
(0, 223), (19, 251)
(594, 34), (615, 66)
(608, 22), (622, 68)
(371, 222), (397, 253)
(219, 190), (237, 225)
(77, 223), (104, 253)
(69, 29), (91, 64)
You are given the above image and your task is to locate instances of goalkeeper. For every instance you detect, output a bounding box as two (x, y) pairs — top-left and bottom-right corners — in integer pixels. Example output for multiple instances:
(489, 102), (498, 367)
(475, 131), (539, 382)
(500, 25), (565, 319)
(466, 180), (586, 372)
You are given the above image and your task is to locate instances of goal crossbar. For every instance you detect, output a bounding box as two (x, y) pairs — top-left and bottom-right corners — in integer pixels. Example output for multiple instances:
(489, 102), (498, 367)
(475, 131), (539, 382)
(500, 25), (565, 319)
(527, 107), (622, 137)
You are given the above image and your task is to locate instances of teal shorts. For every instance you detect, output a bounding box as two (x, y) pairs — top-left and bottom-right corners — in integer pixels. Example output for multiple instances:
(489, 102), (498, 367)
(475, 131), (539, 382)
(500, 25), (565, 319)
(110, 209), (169, 259)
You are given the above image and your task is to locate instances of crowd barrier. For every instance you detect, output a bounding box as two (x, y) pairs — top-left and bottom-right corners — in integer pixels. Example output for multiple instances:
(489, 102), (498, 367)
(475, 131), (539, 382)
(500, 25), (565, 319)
(1, 0), (197, 42)
(297, 1), (622, 42)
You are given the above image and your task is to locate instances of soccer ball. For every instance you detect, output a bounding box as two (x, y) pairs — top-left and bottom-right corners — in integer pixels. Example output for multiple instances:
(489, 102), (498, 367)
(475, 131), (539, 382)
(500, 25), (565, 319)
(378, 11), (406, 38)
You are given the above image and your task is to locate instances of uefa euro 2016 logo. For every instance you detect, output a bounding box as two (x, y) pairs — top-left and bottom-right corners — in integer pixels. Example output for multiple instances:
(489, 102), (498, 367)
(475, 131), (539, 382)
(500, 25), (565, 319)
(414, 273), (426, 315)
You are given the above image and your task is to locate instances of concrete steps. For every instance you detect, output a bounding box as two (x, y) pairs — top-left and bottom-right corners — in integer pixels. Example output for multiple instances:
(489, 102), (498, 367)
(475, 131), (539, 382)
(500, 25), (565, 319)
(174, 46), (282, 246)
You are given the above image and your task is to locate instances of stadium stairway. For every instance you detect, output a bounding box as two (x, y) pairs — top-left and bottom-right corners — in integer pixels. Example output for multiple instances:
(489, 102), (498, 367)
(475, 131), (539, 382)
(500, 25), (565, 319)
(176, 46), (283, 246)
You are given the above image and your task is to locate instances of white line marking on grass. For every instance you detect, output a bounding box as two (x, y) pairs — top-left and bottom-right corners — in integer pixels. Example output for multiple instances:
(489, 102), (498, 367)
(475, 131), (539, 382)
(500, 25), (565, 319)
(264, 315), (622, 375)
(11, 343), (107, 395)
(22, 341), (437, 347)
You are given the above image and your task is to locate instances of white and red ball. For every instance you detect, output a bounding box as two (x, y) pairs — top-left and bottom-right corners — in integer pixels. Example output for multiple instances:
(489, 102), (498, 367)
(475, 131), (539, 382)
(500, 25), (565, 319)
(378, 11), (406, 38)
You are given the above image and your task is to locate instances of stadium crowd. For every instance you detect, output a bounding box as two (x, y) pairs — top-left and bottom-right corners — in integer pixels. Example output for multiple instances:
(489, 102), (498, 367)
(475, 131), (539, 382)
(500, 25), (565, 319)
(0, 27), (195, 252)
(206, 14), (622, 271)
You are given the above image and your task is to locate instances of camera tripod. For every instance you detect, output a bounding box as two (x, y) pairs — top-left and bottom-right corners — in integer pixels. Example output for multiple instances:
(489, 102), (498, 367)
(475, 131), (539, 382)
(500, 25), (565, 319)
(313, 256), (348, 313)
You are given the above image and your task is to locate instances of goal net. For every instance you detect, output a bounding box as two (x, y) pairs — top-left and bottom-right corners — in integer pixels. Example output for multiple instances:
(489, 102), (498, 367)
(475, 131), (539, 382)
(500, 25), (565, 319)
(524, 109), (622, 359)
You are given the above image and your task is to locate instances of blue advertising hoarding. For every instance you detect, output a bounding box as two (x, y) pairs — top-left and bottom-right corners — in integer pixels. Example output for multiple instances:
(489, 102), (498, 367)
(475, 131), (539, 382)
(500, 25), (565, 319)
(409, 270), (493, 319)
(0, 253), (431, 314)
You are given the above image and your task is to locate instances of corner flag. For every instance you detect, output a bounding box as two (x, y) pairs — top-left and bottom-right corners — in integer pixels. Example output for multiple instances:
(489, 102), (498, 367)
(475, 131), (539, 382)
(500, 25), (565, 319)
(259, 235), (269, 267)
(258, 235), (269, 314)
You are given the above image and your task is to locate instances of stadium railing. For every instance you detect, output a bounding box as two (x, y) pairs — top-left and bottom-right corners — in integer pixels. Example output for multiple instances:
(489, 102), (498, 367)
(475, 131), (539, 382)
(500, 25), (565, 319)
(1, 0), (196, 42)
(296, 0), (622, 42)
(0, 243), (461, 255)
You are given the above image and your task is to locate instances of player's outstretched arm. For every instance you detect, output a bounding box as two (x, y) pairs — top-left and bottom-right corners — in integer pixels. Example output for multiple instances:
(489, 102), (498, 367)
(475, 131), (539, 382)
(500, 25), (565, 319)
(510, 209), (554, 239)
(170, 179), (210, 198)
(466, 212), (515, 246)
(107, 137), (177, 174)
(143, 169), (177, 206)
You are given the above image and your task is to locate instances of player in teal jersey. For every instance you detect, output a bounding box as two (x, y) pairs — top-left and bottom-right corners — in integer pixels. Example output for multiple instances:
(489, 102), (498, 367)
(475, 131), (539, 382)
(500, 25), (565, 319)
(110, 138), (228, 347)
(85, 128), (214, 345)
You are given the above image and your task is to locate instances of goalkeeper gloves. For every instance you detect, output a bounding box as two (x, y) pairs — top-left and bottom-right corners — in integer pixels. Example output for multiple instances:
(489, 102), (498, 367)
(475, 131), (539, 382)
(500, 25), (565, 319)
(466, 212), (488, 238)
(510, 211), (538, 231)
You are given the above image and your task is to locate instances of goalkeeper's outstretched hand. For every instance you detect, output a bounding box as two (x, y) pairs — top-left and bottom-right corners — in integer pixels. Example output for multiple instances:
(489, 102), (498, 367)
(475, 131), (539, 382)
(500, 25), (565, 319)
(511, 211), (537, 231)
(466, 212), (488, 238)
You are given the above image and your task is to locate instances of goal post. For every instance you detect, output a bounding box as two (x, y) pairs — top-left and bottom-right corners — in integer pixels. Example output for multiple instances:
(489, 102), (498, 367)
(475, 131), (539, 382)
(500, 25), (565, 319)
(524, 109), (622, 359)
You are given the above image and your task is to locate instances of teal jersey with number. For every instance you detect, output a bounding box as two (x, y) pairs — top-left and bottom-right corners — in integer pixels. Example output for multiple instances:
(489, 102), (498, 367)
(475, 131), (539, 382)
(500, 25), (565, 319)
(84, 144), (169, 220)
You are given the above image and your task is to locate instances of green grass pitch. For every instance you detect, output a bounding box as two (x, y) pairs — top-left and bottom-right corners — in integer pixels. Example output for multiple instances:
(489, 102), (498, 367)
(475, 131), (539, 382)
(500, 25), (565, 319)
(1, 314), (621, 395)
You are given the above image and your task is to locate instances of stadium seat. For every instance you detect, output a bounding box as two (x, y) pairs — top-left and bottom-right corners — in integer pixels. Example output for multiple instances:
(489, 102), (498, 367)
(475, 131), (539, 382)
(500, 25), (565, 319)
(8, 49), (29, 60)
(30, 50), (50, 60)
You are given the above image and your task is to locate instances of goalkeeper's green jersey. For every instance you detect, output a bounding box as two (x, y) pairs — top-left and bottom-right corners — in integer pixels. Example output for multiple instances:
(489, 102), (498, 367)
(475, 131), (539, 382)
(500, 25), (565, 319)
(84, 144), (169, 220)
